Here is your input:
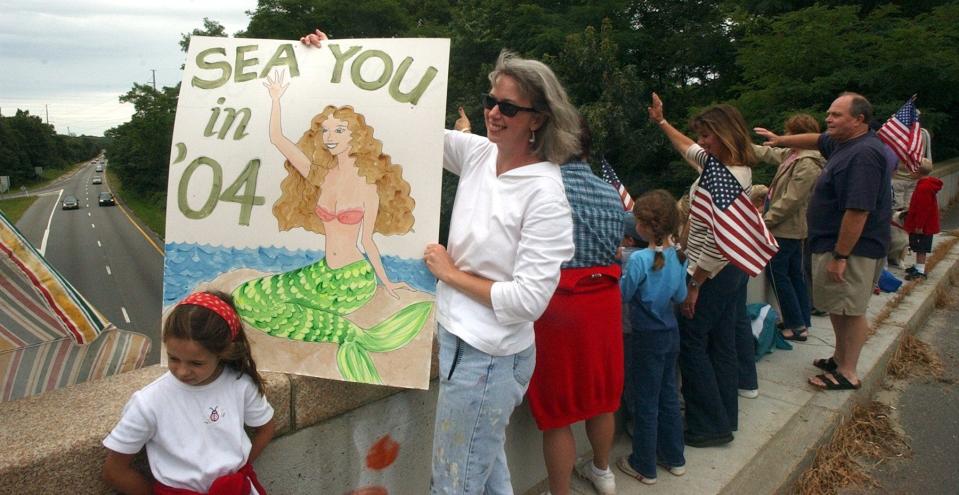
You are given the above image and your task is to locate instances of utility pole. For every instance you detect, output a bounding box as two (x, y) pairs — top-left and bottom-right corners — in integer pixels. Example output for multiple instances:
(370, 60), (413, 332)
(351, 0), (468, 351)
(45, 104), (49, 124)
(151, 69), (157, 90)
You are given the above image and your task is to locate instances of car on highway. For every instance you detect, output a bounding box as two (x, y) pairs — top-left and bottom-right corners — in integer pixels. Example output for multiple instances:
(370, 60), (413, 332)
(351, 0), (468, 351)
(95, 165), (103, 172)
(61, 195), (80, 210)
(92, 176), (103, 184)
(98, 192), (115, 207)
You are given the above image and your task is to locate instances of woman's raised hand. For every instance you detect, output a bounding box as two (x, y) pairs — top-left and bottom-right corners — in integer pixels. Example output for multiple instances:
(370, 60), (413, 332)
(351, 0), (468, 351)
(300, 29), (329, 47)
(263, 70), (289, 100)
(648, 92), (665, 123)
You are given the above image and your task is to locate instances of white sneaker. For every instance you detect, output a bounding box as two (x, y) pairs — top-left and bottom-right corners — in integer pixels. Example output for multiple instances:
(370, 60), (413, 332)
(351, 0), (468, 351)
(616, 456), (656, 485)
(658, 461), (686, 476)
(738, 388), (759, 399)
(575, 459), (617, 494)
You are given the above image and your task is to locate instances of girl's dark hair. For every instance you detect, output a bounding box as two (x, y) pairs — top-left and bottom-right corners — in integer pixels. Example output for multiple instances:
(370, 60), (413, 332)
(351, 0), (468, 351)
(632, 189), (680, 271)
(164, 291), (266, 395)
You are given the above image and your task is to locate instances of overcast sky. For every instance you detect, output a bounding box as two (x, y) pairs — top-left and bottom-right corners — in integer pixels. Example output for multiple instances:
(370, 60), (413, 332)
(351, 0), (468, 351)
(0, 0), (258, 137)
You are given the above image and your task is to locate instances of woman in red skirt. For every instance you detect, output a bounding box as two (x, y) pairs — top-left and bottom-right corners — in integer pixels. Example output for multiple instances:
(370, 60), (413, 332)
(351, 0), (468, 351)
(527, 122), (626, 495)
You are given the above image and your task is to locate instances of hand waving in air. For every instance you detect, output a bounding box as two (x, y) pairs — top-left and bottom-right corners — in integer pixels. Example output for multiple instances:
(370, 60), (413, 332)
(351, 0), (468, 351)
(648, 92), (665, 123)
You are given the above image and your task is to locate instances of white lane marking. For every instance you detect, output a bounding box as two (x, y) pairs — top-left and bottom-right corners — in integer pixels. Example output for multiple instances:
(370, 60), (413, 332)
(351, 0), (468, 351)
(121, 307), (131, 323)
(105, 265), (111, 275)
(97, 240), (102, 247)
(91, 223), (95, 229)
(39, 189), (63, 256)
(88, 212), (91, 217)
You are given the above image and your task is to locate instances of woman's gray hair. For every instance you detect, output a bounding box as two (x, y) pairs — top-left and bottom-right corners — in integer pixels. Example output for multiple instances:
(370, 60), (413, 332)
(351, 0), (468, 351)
(488, 50), (581, 164)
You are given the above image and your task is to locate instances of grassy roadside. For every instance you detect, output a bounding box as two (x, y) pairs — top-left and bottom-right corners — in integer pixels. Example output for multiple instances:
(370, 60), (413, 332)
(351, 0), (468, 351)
(21, 158), (91, 190)
(0, 196), (39, 223)
(106, 169), (166, 239)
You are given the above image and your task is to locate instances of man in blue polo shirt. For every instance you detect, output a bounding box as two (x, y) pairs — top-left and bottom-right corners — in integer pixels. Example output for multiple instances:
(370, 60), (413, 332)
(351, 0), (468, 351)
(755, 92), (890, 392)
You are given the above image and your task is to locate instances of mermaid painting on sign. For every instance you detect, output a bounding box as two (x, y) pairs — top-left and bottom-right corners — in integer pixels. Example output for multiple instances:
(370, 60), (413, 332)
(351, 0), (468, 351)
(229, 69), (432, 385)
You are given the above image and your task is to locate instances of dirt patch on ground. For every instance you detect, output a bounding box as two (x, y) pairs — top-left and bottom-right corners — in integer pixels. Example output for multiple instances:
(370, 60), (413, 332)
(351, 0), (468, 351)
(795, 401), (909, 495)
(887, 334), (944, 380)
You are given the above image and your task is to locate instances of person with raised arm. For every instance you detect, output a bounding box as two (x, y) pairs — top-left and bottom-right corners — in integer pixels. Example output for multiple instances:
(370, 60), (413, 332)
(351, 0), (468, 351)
(648, 92), (759, 448)
(754, 92), (891, 392)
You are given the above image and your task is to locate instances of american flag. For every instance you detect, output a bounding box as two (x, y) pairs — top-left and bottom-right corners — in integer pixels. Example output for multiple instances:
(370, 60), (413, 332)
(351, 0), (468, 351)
(690, 156), (778, 276)
(877, 98), (924, 173)
(600, 159), (634, 211)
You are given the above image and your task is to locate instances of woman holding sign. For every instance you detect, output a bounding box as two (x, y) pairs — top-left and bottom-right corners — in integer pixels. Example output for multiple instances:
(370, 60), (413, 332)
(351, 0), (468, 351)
(426, 52), (579, 495)
(301, 31), (579, 493)
(230, 69), (433, 385)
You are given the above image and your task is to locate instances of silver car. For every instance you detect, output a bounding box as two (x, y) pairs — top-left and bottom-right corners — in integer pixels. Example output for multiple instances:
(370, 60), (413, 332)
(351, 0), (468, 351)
(61, 195), (79, 210)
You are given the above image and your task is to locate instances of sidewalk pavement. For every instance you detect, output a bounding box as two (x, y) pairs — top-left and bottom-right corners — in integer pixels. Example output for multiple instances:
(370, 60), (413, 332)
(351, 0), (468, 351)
(545, 230), (959, 495)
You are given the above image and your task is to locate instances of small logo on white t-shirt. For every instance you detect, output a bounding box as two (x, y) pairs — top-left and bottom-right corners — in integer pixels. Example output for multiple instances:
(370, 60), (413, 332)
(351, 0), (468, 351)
(208, 406), (221, 423)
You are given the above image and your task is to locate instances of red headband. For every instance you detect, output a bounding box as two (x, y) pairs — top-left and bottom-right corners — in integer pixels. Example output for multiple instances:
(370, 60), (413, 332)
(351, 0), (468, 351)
(178, 292), (241, 340)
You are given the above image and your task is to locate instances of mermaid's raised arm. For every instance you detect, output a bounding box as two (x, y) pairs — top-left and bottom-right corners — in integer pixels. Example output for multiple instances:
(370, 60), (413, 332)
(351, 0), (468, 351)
(264, 70), (311, 177)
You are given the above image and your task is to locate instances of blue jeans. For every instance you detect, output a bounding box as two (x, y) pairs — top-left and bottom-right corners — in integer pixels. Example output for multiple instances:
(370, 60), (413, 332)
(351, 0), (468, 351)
(626, 329), (685, 479)
(679, 264), (747, 436)
(735, 284), (757, 391)
(769, 238), (812, 329)
(431, 326), (535, 495)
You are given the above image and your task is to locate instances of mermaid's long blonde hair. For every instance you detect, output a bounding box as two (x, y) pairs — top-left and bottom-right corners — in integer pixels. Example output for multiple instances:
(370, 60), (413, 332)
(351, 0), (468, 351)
(273, 105), (415, 235)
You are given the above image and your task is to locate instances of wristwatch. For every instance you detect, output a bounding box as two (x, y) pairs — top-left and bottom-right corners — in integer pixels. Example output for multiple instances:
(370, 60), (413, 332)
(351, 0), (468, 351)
(688, 279), (701, 289)
(832, 251), (850, 260)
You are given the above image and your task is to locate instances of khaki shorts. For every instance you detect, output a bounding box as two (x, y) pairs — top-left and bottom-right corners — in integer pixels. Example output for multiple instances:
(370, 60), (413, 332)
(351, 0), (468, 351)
(811, 253), (883, 316)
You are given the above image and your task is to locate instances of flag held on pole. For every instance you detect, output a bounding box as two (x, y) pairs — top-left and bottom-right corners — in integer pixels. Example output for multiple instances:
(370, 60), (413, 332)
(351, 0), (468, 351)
(600, 158), (634, 211)
(877, 96), (924, 173)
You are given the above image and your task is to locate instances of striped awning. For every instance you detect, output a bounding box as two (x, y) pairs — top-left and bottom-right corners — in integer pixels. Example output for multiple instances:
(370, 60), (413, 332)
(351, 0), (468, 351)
(0, 210), (112, 346)
(1, 209), (150, 401)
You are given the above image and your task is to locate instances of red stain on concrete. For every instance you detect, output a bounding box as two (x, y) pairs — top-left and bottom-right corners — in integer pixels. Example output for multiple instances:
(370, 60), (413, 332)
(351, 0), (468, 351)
(366, 434), (400, 470)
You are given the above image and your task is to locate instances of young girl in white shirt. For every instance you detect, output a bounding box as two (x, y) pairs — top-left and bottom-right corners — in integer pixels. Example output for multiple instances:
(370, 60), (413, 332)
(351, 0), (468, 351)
(103, 291), (275, 495)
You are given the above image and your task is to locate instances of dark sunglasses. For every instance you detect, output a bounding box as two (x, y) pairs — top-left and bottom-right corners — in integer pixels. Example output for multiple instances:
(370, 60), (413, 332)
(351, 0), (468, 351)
(481, 94), (538, 117)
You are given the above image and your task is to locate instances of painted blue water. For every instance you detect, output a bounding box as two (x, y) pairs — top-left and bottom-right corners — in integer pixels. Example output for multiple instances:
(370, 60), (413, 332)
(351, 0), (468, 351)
(163, 242), (436, 307)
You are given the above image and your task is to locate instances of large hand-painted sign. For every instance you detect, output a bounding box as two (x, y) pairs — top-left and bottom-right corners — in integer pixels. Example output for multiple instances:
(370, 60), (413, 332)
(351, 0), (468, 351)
(164, 36), (448, 389)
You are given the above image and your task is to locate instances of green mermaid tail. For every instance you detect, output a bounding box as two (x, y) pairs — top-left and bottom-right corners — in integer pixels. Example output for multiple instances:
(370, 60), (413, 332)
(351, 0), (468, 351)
(232, 258), (433, 383)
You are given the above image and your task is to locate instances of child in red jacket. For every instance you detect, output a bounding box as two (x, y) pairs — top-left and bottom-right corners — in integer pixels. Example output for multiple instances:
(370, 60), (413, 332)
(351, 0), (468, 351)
(904, 158), (941, 280)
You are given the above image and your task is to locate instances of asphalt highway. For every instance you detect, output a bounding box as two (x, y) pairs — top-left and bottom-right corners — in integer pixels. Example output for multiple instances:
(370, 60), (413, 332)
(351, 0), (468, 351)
(15, 158), (164, 365)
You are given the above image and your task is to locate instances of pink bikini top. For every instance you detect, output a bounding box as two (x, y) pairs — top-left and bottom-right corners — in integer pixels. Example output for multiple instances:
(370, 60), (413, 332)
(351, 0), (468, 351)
(314, 205), (365, 225)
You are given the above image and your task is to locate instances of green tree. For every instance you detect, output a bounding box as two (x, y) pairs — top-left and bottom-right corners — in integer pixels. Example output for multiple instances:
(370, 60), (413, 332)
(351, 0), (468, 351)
(0, 111), (102, 187)
(105, 84), (178, 201)
(0, 117), (28, 183)
(180, 17), (228, 52)
(242, 0), (416, 39)
(5, 110), (63, 176)
(734, 2), (959, 158)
